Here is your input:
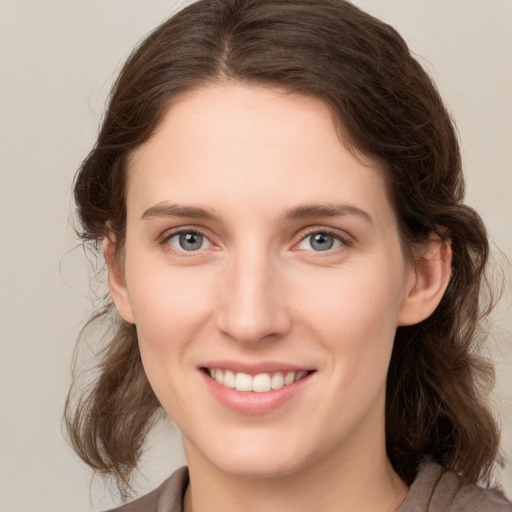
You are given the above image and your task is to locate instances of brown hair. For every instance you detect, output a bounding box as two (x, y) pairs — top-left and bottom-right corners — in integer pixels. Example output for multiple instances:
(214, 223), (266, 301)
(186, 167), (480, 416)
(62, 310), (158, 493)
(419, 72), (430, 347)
(65, 0), (501, 495)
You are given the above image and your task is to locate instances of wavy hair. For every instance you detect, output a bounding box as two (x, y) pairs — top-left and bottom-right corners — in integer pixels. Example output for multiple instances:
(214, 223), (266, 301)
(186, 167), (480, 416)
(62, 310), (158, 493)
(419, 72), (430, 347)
(65, 0), (501, 495)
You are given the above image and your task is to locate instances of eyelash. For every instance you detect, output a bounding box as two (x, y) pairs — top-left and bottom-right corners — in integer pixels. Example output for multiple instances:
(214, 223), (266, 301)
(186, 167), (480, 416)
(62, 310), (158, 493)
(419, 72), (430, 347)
(159, 226), (352, 256)
(295, 227), (352, 254)
(160, 228), (214, 256)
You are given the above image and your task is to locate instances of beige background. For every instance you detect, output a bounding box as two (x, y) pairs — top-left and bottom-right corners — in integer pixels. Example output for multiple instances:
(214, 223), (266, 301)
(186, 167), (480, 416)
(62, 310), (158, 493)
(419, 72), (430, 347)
(0, 0), (510, 510)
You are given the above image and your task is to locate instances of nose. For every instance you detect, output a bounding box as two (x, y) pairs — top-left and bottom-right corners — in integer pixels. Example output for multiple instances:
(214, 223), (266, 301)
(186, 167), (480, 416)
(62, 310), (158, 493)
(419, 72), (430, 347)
(215, 250), (292, 345)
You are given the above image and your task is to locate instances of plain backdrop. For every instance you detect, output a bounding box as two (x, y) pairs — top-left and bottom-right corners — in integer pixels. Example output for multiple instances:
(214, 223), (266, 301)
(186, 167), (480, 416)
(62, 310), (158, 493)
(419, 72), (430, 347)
(0, 1), (511, 510)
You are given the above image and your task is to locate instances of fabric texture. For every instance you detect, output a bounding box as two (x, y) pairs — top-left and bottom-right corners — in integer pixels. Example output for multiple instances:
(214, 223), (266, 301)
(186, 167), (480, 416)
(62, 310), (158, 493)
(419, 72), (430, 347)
(107, 461), (512, 512)
(108, 466), (188, 512)
(396, 462), (512, 512)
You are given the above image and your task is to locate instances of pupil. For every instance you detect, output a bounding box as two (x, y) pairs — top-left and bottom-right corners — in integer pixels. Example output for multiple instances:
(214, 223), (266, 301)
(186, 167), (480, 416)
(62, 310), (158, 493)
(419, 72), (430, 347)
(179, 232), (203, 251)
(311, 233), (334, 251)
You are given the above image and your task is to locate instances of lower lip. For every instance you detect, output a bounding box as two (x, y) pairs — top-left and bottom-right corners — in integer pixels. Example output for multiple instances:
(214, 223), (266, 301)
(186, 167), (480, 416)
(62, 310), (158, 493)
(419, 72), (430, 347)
(201, 371), (314, 415)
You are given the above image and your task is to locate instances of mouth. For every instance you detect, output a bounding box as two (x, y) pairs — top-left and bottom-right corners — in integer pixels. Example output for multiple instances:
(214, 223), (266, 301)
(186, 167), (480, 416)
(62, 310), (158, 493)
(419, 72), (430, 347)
(202, 367), (313, 392)
(200, 364), (316, 414)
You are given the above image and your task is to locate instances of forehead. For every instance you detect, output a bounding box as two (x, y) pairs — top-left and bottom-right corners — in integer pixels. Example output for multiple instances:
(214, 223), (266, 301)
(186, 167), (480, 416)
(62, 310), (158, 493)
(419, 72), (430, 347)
(126, 83), (396, 229)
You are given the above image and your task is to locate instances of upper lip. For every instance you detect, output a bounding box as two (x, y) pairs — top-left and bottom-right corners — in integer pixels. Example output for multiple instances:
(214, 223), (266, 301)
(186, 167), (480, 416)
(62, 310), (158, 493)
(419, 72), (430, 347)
(201, 360), (315, 375)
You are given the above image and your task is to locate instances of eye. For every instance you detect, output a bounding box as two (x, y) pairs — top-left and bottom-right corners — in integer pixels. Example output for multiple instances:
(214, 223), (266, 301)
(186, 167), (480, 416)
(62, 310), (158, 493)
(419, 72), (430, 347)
(297, 231), (344, 252)
(166, 231), (212, 252)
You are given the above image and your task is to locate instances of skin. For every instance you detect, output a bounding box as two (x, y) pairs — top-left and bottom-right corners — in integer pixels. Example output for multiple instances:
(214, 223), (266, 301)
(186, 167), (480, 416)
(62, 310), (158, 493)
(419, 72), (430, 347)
(107, 83), (451, 512)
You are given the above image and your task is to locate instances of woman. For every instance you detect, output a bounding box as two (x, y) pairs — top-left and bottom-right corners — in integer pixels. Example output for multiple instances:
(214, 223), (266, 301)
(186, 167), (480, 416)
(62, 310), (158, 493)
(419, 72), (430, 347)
(65, 0), (512, 510)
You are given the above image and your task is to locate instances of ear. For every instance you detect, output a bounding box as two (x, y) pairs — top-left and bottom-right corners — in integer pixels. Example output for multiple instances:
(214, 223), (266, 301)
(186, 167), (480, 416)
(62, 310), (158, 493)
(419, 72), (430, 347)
(397, 235), (452, 326)
(104, 235), (135, 324)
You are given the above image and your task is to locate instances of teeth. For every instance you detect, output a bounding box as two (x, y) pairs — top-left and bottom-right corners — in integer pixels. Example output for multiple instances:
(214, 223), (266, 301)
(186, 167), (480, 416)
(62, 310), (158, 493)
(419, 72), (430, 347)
(208, 369), (309, 392)
(223, 370), (236, 388)
(294, 370), (307, 382)
(284, 371), (295, 385)
(235, 372), (252, 391)
(252, 373), (272, 393)
(271, 372), (284, 389)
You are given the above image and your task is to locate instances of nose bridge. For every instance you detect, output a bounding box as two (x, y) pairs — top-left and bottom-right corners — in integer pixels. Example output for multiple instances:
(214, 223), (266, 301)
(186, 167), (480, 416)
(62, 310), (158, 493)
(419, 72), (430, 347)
(216, 243), (290, 343)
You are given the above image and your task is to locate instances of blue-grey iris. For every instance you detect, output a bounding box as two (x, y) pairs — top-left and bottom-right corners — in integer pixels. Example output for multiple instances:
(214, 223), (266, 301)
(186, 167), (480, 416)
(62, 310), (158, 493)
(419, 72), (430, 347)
(310, 233), (335, 251)
(179, 232), (204, 251)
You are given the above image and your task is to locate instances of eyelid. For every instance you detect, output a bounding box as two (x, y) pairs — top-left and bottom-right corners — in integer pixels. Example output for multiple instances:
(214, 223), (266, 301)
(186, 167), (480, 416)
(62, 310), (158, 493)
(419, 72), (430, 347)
(292, 226), (354, 252)
(159, 225), (217, 255)
(157, 224), (354, 255)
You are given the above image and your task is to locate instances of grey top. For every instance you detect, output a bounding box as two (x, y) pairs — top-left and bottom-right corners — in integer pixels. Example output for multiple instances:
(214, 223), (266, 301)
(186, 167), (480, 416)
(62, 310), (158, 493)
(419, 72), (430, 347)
(108, 461), (512, 512)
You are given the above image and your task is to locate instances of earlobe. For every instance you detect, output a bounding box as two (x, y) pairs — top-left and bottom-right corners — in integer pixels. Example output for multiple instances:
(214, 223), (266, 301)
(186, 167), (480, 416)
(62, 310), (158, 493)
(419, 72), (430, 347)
(397, 236), (452, 326)
(104, 236), (135, 324)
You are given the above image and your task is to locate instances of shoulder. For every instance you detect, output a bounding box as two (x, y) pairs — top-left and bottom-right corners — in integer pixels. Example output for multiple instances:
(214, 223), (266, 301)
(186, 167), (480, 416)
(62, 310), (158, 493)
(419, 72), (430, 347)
(106, 466), (189, 512)
(397, 461), (512, 512)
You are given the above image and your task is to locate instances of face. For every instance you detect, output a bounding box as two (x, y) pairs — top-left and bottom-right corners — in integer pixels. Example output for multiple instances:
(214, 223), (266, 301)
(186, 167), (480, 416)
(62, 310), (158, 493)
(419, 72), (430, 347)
(111, 84), (421, 479)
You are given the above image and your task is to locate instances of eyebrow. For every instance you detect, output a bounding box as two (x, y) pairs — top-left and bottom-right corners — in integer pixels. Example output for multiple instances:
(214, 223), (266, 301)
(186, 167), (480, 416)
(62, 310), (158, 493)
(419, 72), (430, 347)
(140, 201), (373, 225)
(140, 203), (218, 221)
(282, 203), (373, 225)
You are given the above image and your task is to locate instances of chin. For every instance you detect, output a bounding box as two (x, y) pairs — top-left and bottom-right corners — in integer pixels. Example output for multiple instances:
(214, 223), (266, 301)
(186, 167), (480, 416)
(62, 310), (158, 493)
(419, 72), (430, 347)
(186, 426), (323, 480)
(211, 451), (309, 479)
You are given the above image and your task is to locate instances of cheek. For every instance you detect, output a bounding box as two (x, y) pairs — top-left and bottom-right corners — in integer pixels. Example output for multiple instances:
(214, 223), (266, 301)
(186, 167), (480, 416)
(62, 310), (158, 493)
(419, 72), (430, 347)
(291, 264), (405, 381)
(295, 266), (403, 334)
(127, 267), (217, 413)
(126, 263), (216, 356)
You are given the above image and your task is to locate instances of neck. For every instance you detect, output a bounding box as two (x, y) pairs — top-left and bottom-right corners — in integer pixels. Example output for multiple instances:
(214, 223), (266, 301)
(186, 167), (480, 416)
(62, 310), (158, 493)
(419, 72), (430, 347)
(182, 426), (408, 512)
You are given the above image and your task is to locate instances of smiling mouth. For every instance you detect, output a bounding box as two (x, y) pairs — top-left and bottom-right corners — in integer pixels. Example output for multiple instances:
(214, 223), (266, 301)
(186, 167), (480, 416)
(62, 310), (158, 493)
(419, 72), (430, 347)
(203, 368), (312, 392)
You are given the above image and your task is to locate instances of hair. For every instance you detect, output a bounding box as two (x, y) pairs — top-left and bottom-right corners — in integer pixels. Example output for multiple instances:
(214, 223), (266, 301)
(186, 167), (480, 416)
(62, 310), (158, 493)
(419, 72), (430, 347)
(65, 0), (501, 496)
